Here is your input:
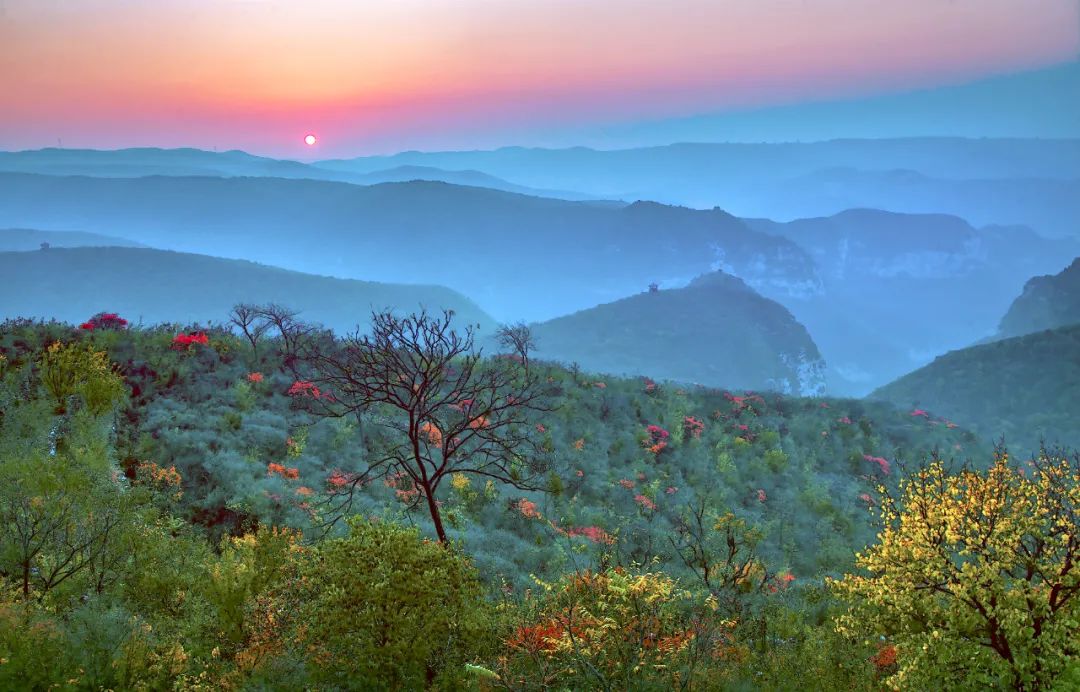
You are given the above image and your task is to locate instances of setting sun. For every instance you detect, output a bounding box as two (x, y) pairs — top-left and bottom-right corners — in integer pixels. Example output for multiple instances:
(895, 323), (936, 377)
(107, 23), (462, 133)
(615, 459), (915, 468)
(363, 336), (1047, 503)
(304, 134), (317, 146)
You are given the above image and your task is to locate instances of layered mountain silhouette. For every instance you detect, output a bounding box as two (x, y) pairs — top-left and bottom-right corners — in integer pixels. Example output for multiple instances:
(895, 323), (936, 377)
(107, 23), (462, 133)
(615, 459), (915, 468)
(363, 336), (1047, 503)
(0, 148), (600, 202)
(319, 137), (1080, 237)
(0, 172), (819, 322)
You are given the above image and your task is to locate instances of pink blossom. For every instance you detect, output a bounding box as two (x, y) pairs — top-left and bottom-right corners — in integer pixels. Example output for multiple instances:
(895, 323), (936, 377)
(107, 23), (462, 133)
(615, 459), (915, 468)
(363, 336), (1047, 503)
(863, 455), (891, 475)
(634, 494), (657, 511)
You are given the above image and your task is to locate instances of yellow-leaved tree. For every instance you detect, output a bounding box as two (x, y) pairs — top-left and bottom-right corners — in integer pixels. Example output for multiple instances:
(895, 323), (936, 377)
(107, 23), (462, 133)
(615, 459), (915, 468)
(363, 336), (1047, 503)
(831, 449), (1079, 690)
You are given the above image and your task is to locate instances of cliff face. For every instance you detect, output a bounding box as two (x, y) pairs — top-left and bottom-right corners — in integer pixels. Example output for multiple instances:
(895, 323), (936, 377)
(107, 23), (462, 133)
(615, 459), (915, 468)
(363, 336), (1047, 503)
(997, 258), (1080, 339)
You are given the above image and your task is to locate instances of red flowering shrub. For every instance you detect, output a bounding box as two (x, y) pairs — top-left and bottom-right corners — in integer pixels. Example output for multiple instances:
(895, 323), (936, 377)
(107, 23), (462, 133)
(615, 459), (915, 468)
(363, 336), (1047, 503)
(507, 621), (563, 654)
(683, 416), (705, 439)
(757, 489), (767, 503)
(872, 643), (898, 671)
(563, 525), (615, 545)
(863, 454), (891, 475)
(326, 469), (353, 489)
(267, 462), (300, 480)
(515, 498), (542, 520)
(419, 421), (443, 447)
(79, 312), (129, 331)
(172, 332), (209, 350)
(644, 424), (670, 455)
(643, 377), (657, 394)
(247, 371), (264, 383)
(287, 380), (322, 399)
(634, 494), (657, 511)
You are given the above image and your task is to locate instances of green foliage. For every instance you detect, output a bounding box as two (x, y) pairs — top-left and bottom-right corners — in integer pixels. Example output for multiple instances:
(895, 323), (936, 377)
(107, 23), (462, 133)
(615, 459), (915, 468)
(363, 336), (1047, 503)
(37, 340), (126, 414)
(273, 517), (493, 688)
(871, 323), (1080, 458)
(0, 318), (1007, 689)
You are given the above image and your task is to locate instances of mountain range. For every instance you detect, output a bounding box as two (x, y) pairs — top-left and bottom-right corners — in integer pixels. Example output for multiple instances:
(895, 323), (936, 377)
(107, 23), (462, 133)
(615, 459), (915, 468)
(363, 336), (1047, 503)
(0, 172), (819, 323)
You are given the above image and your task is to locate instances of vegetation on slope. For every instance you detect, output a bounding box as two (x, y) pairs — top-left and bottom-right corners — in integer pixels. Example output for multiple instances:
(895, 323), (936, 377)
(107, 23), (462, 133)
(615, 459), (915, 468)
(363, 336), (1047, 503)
(869, 323), (1080, 457)
(530, 271), (826, 395)
(998, 257), (1080, 338)
(1, 313), (1075, 690)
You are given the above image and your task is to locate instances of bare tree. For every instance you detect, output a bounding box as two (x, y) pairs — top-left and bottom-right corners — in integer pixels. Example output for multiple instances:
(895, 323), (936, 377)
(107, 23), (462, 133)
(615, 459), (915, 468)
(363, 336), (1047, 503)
(495, 322), (536, 374)
(253, 303), (321, 371)
(301, 309), (554, 543)
(229, 303), (271, 358)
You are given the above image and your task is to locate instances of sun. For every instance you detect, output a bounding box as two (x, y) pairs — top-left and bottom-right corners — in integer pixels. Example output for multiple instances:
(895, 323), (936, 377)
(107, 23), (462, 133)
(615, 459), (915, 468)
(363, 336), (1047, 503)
(304, 134), (317, 146)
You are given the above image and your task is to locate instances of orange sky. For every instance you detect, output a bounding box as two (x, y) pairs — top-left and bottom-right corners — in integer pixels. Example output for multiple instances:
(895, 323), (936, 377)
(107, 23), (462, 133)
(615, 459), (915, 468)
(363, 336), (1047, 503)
(1, 0), (1077, 155)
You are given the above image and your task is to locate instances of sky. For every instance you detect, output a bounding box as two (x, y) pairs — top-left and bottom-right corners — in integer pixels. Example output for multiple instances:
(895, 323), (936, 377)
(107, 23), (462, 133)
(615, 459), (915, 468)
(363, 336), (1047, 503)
(1, 0), (1078, 157)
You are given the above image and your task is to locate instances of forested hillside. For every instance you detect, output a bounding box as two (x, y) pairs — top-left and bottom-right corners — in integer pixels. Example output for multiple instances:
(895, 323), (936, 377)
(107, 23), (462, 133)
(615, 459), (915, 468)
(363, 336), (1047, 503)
(997, 257), (1080, 338)
(870, 324), (1080, 456)
(531, 272), (827, 395)
(2, 313), (1074, 690)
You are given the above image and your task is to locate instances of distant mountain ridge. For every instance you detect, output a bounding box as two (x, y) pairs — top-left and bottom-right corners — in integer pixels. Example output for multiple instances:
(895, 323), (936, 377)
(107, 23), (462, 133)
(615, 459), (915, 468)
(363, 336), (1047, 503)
(0, 246), (496, 334)
(319, 137), (1080, 237)
(997, 258), (1080, 339)
(0, 228), (144, 251)
(530, 271), (826, 396)
(0, 171), (820, 322)
(0, 148), (604, 202)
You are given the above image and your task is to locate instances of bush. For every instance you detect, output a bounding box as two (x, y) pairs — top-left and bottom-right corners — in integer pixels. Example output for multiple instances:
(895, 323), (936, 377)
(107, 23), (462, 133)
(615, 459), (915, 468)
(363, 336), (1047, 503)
(831, 449), (1080, 690)
(261, 516), (493, 689)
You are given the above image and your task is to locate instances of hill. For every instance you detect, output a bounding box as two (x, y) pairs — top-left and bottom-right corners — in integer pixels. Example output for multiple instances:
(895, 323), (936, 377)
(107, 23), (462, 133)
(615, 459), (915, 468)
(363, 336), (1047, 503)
(997, 257), (1080, 338)
(869, 324), (1080, 457)
(0, 172), (819, 322)
(0, 246), (496, 333)
(531, 272), (826, 395)
(0, 227), (143, 251)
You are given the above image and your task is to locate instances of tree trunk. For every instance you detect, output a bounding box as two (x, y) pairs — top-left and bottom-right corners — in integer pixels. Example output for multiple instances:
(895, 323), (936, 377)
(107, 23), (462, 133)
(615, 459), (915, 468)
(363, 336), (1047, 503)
(423, 482), (448, 544)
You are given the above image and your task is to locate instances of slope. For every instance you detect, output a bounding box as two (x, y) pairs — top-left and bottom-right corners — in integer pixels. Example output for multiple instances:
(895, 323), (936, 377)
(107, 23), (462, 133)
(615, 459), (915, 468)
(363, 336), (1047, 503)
(530, 272), (826, 395)
(869, 324), (1080, 457)
(0, 246), (496, 334)
(997, 257), (1080, 338)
